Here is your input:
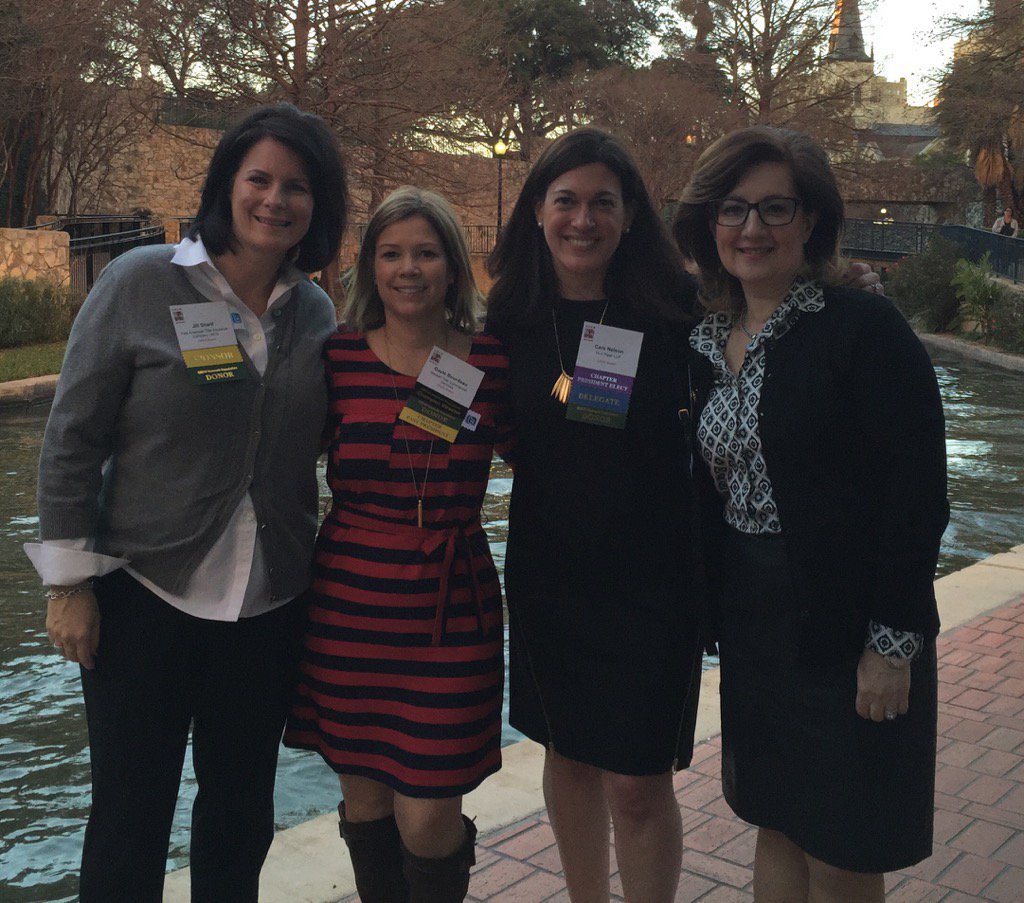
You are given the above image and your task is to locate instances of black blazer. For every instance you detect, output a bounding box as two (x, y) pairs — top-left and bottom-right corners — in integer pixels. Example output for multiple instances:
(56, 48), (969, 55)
(690, 285), (949, 666)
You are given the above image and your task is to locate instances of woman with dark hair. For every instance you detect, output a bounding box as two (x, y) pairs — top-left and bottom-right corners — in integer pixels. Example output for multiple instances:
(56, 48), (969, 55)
(486, 128), (704, 902)
(674, 126), (947, 901)
(991, 205), (1018, 237)
(28, 103), (347, 902)
(285, 186), (512, 902)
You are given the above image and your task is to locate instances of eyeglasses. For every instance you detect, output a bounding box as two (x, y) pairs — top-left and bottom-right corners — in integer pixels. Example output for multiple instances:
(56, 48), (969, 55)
(713, 196), (801, 227)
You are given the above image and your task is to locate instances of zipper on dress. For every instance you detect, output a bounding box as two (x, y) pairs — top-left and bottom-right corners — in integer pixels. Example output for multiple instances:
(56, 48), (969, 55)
(672, 636), (705, 774)
(671, 706), (689, 775)
(507, 605), (558, 754)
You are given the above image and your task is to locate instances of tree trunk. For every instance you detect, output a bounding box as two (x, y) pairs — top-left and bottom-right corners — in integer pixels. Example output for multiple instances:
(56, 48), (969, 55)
(999, 165), (1016, 220)
(983, 185), (998, 228)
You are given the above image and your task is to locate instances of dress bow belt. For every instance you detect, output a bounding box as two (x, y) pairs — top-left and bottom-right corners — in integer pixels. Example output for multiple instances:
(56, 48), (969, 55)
(329, 507), (487, 647)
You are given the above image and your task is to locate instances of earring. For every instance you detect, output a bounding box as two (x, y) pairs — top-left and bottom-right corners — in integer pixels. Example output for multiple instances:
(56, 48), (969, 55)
(537, 222), (543, 228)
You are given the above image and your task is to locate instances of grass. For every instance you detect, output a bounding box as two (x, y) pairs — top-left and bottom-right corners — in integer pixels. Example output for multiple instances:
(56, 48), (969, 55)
(0, 342), (65, 382)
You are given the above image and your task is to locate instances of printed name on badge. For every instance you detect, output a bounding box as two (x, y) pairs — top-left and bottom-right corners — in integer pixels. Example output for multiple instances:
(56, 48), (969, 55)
(566, 322), (643, 429)
(399, 347), (485, 442)
(169, 301), (249, 384)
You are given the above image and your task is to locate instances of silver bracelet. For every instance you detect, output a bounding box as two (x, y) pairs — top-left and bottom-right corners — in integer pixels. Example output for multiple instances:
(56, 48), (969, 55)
(44, 580), (94, 600)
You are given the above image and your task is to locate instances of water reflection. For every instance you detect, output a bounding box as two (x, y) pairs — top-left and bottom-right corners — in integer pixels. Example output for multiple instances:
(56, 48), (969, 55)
(1, 352), (1022, 898)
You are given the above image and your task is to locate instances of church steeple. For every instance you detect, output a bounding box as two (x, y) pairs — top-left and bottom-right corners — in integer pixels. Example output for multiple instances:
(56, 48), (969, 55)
(827, 0), (872, 63)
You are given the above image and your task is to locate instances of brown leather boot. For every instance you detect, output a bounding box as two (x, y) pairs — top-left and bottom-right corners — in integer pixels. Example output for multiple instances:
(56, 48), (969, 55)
(401, 815), (477, 903)
(338, 802), (409, 903)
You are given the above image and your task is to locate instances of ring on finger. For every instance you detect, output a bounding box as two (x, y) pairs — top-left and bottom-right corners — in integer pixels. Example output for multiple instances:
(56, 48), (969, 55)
(885, 710), (898, 721)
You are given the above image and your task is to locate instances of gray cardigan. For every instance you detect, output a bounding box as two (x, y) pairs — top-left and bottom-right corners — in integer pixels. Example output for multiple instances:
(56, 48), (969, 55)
(37, 245), (337, 601)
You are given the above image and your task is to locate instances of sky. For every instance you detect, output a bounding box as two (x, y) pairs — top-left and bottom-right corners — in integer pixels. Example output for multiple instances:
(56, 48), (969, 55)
(862, 0), (986, 105)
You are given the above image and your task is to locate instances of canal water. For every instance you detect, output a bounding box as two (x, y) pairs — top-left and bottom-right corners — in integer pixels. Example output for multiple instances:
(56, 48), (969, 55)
(1, 352), (1022, 901)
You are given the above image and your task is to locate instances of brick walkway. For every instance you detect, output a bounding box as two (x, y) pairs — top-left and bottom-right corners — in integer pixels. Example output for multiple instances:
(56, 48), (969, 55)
(465, 595), (1024, 903)
(336, 594), (1024, 901)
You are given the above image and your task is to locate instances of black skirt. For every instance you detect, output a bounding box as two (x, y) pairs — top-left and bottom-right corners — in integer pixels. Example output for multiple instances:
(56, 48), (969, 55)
(717, 528), (937, 873)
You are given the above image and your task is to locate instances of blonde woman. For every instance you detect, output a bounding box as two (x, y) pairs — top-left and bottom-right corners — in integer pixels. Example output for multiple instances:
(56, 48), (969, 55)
(285, 187), (512, 902)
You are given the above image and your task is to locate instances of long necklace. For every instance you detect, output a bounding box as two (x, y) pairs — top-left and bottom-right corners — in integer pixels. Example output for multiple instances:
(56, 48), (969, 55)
(550, 300), (610, 405)
(383, 325), (446, 528)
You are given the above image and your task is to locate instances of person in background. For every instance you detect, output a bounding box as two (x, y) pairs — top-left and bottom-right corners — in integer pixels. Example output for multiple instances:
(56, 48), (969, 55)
(285, 186), (512, 903)
(674, 125), (947, 903)
(28, 103), (347, 903)
(991, 205), (1018, 237)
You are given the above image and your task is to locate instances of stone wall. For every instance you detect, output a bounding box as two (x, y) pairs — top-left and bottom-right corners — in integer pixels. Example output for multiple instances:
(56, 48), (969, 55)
(0, 229), (70, 285)
(91, 124), (218, 220)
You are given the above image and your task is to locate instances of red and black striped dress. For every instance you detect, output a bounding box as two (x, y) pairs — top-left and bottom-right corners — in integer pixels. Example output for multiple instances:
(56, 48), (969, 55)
(284, 330), (512, 798)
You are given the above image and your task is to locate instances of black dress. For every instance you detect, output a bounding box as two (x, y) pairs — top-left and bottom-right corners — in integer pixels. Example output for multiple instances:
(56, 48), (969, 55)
(497, 300), (704, 776)
(690, 285), (947, 872)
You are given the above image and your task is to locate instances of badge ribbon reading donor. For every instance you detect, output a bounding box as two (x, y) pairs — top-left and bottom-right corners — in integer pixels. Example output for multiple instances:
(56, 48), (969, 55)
(399, 347), (485, 442)
(566, 322), (643, 429)
(170, 301), (248, 384)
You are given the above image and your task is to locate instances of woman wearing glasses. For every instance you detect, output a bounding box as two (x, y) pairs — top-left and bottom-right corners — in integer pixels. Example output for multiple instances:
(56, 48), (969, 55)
(673, 126), (947, 902)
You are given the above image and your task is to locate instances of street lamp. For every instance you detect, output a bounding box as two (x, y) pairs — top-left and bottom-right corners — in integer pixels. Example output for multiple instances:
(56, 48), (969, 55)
(493, 138), (508, 236)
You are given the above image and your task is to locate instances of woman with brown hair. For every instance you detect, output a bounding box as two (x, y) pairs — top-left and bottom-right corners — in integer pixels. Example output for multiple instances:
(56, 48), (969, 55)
(674, 126), (947, 901)
(486, 128), (704, 902)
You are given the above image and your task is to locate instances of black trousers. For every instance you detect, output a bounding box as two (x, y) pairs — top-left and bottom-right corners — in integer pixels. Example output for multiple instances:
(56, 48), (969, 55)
(78, 569), (306, 903)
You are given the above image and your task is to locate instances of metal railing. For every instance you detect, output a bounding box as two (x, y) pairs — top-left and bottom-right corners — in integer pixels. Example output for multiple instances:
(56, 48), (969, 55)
(69, 224), (165, 300)
(27, 214), (154, 238)
(842, 219), (1024, 283)
(934, 224), (1024, 284)
(841, 219), (938, 261)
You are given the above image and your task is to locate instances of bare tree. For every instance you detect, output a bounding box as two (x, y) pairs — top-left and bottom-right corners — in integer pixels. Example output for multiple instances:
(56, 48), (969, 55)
(0, 0), (149, 224)
(574, 59), (742, 209)
(124, 1), (515, 209)
(664, 0), (865, 145)
(125, 0), (239, 98)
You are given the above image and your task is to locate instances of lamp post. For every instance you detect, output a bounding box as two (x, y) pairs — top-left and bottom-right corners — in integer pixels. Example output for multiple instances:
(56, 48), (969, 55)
(684, 133), (698, 182)
(493, 138), (508, 236)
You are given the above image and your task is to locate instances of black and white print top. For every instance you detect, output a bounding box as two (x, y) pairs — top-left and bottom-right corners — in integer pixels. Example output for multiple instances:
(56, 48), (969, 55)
(689, 277), (922, 663)
(690, 277), (822, 535)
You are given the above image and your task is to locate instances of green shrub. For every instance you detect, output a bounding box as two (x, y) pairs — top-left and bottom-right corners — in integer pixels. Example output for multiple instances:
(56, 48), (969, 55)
(0, 277), (78, 349)
(952, 253), (1004, 343)
(884, 235), (963, 332)
(991, 288), (1024, 353)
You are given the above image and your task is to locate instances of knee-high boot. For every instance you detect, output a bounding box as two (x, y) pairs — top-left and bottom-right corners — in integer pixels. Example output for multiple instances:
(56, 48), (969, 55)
(338, 802), (409, 903)
(401, 815), (477, 903)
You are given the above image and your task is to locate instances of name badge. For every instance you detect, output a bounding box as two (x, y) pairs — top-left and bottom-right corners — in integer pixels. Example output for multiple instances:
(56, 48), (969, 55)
(170, 302), (248, 384)
(566, 322), (643, 429)
(399, 347), (485, 442)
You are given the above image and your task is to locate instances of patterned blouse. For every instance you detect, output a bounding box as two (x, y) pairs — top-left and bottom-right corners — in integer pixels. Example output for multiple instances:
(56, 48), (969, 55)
(689, 278), (922, 663)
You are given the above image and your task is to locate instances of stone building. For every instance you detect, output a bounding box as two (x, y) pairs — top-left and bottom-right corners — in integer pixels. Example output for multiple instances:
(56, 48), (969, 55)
(821, 0), (939, 158)
(820, 0), (979, 224)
